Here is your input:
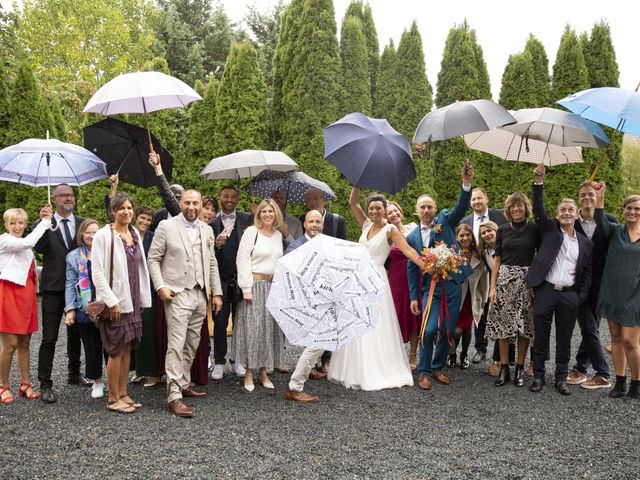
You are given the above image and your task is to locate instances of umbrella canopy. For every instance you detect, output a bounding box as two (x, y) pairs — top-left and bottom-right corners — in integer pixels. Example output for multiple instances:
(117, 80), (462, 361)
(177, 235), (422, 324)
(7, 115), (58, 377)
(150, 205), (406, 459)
(413, 99), (516, 143)
(557, 87), (640, 136)
(83, 71), (202, 115)
(243, 170), (336, 204)
(0, 138), (108, 201)
(83, 118), (174, 188)
(266, 234), (386, 352)
(500, 108), (609, 148)
(200, 150), (297, 180)
(464, 129), (584, 166)
(323, 112), (415, 194)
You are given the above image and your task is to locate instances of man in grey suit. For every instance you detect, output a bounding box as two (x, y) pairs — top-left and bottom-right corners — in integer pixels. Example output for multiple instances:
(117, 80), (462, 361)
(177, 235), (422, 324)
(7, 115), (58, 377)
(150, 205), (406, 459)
(147, 190), (223, 418)
(461, 187), (507, 364)
(284, 210), (327, 403)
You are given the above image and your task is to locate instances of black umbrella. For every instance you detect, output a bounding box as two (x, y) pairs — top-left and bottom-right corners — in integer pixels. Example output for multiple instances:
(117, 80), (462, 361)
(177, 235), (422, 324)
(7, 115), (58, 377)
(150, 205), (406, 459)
(83, 118), (174, 188)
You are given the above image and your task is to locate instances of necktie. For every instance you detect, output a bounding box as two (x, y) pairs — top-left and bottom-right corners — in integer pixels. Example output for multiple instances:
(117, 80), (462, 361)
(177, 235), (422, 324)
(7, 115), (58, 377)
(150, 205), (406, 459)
(61, 219), (73, 249)
(478, 215), (486, 224)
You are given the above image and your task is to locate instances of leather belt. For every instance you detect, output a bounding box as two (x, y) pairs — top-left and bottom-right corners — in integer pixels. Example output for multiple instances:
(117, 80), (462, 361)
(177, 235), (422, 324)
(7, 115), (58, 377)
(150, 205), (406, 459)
(252, 273), (273, 282)
(544, 281), (575, 292)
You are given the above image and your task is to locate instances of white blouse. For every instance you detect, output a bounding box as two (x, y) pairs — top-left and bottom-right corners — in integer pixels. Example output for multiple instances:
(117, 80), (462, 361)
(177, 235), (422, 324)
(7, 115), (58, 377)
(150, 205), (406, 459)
(236, 226), (283, 294)
(0, 219), (51, 286)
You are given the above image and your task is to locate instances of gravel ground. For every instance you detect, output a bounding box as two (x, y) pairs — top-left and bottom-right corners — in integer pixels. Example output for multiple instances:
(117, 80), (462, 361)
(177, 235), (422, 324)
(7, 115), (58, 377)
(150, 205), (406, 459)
(1, 305), (638, 479)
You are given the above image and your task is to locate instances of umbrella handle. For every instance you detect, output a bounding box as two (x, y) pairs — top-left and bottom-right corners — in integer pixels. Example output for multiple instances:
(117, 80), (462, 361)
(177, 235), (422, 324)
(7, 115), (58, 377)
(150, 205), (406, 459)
(588, 121), (622, 186)
(142, 99), (156, 155)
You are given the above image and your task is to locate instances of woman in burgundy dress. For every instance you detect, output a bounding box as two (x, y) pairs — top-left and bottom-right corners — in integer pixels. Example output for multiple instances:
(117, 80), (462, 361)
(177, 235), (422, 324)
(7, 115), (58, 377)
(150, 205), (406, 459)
(386, 202), (419, 369)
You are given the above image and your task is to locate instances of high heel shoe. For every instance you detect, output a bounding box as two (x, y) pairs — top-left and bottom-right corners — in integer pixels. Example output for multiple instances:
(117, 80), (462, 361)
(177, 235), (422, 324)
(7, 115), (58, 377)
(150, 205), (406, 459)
(0, 385), (14, 404)
(243, 380), (255, 393)
(18, 382), (40, 400)
(513, 364), (525, 387)
(258, 376), (275, 389)
(495, 364), (510, 387)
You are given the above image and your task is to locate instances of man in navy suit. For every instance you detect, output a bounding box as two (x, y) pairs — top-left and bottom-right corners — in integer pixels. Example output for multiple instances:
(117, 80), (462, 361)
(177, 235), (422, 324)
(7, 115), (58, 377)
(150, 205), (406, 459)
(461, 187), (508, 363)
(407, 162), (474, 390)
(210, 186), (253, 380)
(34, 184), (87, 403)
(284, 210), (327, 403)
(525, 165), (593, 395)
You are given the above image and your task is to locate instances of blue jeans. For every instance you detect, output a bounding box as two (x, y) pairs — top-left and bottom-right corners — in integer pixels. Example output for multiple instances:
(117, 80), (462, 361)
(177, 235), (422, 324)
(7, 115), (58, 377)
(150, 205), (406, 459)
(418, 282), (462, 375)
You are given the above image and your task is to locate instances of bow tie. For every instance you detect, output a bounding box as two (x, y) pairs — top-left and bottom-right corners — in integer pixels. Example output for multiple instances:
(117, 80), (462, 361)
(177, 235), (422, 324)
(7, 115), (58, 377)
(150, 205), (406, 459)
(221, 213), (235, 220)
(184, 221), (198, 230)
(421, 224), (433, 231)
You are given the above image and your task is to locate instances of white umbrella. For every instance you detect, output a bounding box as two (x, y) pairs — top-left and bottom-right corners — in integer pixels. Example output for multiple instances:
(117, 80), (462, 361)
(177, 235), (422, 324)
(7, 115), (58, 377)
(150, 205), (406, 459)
(266, 234), (386, 352)
(200, 150), (297, 180)
(83, 71), (202, 153)
(0, 138), (108, 202)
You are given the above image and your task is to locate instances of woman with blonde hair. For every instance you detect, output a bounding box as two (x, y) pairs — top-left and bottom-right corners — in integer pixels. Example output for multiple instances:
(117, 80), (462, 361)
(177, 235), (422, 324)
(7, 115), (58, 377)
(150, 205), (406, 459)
(487, 192), (539, 387)
(233, 199), (285, 392)
(0, 204), (52, 404)
(594, 186), (640, 400)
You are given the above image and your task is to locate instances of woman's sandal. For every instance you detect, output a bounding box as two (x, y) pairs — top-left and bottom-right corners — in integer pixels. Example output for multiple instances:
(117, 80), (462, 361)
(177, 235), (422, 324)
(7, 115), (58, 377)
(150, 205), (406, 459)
(18, 382), (40, 400)
(119, 395), (142, 409)
(143, 376), (161, 388)
(106, 400), (135, 414)
(0, 386), (14, 405)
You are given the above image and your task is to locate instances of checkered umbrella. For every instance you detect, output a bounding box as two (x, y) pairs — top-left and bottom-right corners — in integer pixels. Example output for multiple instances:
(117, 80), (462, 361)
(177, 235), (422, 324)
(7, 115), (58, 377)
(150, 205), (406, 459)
(243, 170), (335, 204)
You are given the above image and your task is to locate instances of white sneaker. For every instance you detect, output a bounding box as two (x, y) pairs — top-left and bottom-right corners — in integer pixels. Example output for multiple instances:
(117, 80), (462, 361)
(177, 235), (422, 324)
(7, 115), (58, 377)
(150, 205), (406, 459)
(211, 364), (225, 380)
(91, 382), (105, 399)
(232, 363), (246, 378)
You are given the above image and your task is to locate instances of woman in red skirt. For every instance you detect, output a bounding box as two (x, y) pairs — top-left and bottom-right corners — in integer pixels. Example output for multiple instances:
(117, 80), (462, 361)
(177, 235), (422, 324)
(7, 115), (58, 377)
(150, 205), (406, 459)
(0, 205), (53, 404)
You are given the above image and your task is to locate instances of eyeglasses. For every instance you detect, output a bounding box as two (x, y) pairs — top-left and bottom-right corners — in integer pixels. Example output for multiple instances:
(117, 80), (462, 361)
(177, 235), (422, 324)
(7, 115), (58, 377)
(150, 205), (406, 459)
(54, 193), (75, 198)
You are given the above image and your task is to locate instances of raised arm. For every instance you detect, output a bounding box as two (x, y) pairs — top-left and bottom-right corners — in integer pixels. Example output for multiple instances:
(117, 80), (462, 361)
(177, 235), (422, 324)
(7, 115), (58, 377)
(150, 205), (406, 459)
(349, 187), (367, 228)
(150, 152), (181, 216)
(446, 161), (474, 225)
(593, 181), (614, 239)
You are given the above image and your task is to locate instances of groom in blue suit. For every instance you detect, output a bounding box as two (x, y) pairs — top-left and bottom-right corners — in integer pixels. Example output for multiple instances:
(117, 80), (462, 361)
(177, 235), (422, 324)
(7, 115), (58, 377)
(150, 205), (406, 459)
(407, 162), (474, 390)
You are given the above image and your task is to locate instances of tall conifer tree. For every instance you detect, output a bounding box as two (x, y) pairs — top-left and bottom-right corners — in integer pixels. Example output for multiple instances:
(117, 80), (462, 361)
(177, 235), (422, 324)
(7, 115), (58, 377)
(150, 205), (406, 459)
(374, 40), (399, 121)
(524, 34), (551, 106)
(0, 61), (10, 148)
(213, 42), (269, 158)
(545, 25), (591, 209)
(339, 15), (371, 115)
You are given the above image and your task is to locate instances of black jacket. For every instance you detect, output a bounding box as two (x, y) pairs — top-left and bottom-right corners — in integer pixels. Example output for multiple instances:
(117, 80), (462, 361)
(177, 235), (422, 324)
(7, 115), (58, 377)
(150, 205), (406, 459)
(524, 184), (592, 302)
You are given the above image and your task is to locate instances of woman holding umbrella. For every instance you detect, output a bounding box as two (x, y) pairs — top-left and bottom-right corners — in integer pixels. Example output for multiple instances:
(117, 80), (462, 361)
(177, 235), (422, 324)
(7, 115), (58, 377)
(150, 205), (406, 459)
(594, 183), (640, 400)
(0, 204), (52, 404)
(92, 193), (151, 413)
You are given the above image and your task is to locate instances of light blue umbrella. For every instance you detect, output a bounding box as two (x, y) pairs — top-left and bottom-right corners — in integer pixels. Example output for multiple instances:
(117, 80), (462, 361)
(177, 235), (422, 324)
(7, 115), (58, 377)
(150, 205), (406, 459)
(0, 138), (108, 202)
(557, 85), (640, 181)
(557, 86), (640, 135)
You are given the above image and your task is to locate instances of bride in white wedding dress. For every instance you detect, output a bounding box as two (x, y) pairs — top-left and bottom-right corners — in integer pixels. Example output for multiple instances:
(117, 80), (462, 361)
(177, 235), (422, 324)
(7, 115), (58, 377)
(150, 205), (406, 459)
(328, 188), (424, 390)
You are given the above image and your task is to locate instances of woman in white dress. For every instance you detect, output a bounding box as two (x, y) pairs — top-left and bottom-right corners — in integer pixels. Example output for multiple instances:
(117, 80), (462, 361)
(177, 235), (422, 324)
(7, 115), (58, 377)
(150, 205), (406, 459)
(328, 188), (424, 390)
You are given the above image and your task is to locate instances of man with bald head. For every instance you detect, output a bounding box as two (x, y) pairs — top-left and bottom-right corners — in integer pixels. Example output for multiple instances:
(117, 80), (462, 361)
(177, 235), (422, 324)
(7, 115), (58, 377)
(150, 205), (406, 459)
(34, 184), (87, 403)
(284, 210), (327, 403)
(148, 190), (223, 417)
(301, 188), (346, 240)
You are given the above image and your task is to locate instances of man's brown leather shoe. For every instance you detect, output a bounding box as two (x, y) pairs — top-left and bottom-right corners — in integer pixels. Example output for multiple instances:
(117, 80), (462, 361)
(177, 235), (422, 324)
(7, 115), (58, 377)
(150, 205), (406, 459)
(309, 369), (327, 381)
(418, 374), (432, 390)
(285, 388), (319, 403)
(168, 399), (194, 418)
(433, 371), (451, 385)
(182, 387), (207, 398)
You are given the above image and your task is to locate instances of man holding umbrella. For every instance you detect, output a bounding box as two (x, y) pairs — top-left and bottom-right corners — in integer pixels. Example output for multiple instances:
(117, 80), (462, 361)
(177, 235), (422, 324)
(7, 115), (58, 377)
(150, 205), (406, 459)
(407, 162), (474, 390)
(35, 184), (88, 403)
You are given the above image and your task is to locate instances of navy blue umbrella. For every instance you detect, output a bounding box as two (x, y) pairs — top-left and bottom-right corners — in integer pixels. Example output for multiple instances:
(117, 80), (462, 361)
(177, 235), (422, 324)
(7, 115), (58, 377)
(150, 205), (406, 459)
(323, 112), (415, 194)
(243, 170), (336, 204)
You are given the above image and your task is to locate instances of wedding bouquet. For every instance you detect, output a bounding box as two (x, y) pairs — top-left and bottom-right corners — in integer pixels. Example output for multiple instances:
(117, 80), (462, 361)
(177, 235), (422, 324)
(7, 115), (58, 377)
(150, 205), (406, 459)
(421, 241), (467, 280)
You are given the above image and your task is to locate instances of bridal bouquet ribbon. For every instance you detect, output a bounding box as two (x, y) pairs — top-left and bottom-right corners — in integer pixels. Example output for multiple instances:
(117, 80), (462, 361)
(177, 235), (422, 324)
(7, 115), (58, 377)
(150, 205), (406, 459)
(418, 242), (468, 346)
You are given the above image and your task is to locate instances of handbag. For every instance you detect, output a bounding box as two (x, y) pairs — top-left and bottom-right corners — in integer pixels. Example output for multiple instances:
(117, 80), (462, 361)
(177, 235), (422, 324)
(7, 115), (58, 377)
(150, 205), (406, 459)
(227, 276), (243, 304)
(86, 227), (114, 324)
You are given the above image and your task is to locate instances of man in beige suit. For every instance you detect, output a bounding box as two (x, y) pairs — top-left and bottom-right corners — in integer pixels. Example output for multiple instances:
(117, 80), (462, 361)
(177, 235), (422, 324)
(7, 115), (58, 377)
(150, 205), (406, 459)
(147, 190), (223, 418)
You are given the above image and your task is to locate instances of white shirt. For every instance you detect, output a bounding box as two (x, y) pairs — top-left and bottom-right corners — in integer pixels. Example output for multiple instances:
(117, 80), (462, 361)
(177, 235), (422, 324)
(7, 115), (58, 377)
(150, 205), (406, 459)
(545, 229), (579, 287)
(221, 210), (236, 231)
(473, 211), (488, 243)
(420, 223), (433, 248)
(180, 215), (200, 242)
(578, 211), (596, 240)
(54, 212), (76, 247)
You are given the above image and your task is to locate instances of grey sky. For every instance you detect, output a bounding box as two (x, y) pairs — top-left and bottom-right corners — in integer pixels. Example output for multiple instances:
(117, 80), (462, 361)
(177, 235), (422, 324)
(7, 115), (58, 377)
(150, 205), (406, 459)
(224, 0), (637, 103)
